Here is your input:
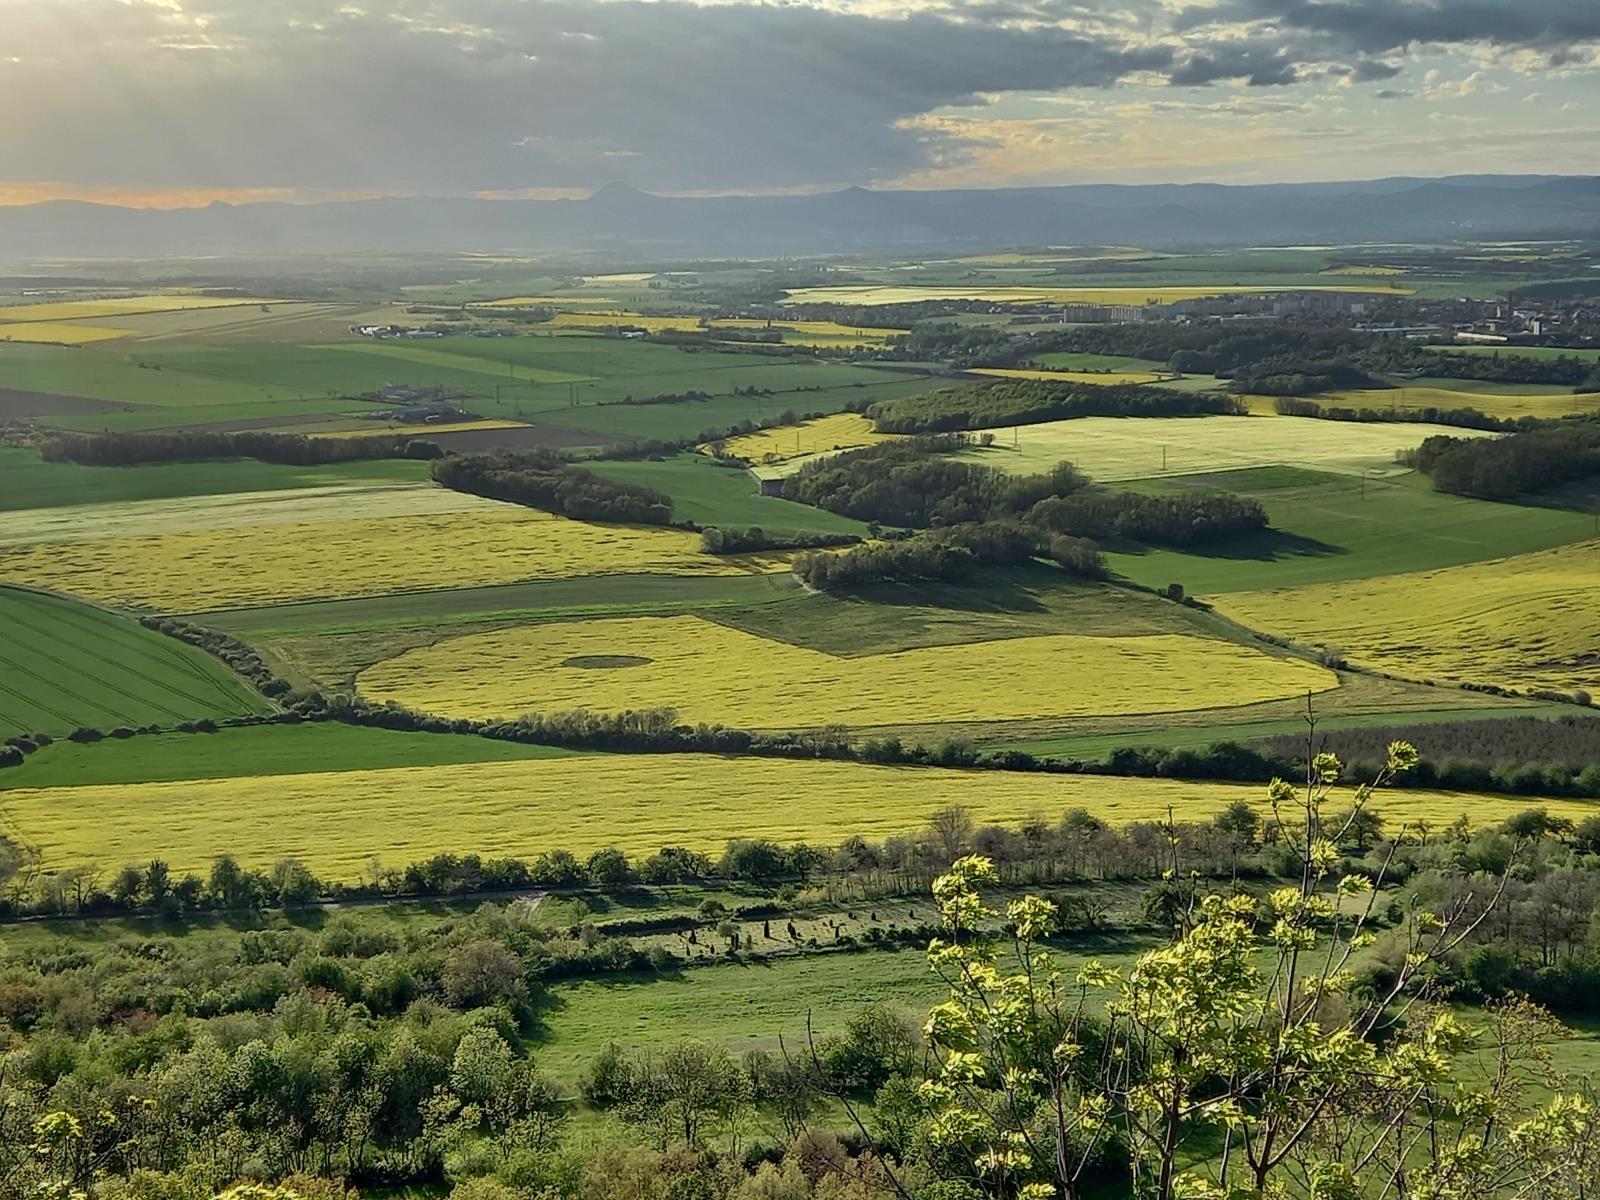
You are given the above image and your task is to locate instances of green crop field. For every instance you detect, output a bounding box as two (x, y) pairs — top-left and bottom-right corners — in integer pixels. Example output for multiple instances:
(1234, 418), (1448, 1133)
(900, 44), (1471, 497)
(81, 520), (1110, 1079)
(0, 447), (428, 511)
(0, 585), (274, 736)
(585, 454), (871, 535)
(1446, 344), (1600, 362)
(3, 722), (583, 788)
(993, 702), (1591, 759)
(1106, 469), (1600, 594)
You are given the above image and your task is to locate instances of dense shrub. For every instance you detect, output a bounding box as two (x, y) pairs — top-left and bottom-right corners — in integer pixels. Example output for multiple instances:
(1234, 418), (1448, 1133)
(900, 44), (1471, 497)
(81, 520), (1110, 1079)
(41, 429), (427, 467)
(432, 449), (674, 524)
(699, 526), (859, 554)
(1413, 423), (1600, 498)
(1028, 490), (1267, 547)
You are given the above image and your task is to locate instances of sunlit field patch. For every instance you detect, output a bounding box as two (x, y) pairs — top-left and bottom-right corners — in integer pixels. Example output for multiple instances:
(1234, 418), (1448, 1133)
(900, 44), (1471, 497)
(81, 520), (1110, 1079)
(0, 484), (496, 547)
(4, 753), (1582, 879)
(710, 412), (894, 463)
(1211, 541), (1600, 695)
(550, 311), (707, 333)
(356, 614), (1335, 728)
(0, 295), (283, 321)
(0, 321), (133, 345)
(0, 507), (771, 612)
(949, 415), (1497, 480)
(1313, 386), (1600, 421)
(779, 284), (1412, 306)
(969, 367), (1165, 385)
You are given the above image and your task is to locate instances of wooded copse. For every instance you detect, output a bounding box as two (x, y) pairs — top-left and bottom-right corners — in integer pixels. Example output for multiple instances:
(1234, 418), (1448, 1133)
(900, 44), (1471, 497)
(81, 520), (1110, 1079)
(1413, 423), (1600, 498)
(780, 439), (1263, 590)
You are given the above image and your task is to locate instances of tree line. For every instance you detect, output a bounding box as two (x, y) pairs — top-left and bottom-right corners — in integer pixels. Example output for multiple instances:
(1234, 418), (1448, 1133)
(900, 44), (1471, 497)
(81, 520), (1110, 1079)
(866, 380), (1244, 434)
(430, 450), (675, 524)
(698, 526), (860, 554)
(40, 429), (438, 468)
(1273, 394), (1526, 431)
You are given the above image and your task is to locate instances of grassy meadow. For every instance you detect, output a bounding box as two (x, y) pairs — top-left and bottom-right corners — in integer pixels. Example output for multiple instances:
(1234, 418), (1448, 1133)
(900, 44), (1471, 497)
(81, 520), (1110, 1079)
(1106, 468), (1600, 594)
(584, 453), (871, 535)
(0, 448), (429, 511)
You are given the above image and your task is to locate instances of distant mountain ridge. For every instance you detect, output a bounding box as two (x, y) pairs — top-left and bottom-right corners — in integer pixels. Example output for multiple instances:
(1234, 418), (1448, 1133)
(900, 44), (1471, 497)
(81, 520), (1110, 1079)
(1, 175), (1596, 259)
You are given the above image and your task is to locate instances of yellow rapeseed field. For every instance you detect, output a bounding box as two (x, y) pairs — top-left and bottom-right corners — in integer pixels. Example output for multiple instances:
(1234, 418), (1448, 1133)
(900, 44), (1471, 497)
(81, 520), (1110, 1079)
(4, 755), (1582, 879)
(0, 510), (771, 612)
(710, 319), (906, 347)
(1316, 386), (1600, 421)
(780, 284), (1412, 306)
(970, 367), (1164, 385)
(1212, 541), (1600, 695)
(711, 412), (894, 463)
(0, 295), (281, 321)
(356, 614), (1335, 727)
(0, 484), (499, 547)
(0, 321), (132, 345)
(550, 311), (706, 333)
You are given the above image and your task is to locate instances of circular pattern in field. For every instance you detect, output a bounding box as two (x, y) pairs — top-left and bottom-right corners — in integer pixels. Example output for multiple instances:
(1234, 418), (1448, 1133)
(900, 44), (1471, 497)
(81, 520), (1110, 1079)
(561, 655), (654, 669)
(357, 614), (1336, 729)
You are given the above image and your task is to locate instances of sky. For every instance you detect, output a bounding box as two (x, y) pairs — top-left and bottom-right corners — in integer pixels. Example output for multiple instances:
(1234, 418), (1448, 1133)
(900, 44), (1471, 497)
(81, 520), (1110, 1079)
(1, 0), (1597, 207)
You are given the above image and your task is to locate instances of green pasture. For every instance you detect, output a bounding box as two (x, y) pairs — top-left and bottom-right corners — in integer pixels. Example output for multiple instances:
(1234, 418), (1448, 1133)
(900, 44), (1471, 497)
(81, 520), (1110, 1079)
(992, 702), (1591, 759)
(534, 935), (1157, 1082)
(523, 374), (936, 441)
(0, 447), (427, 511)
(0, 342), (279, 408)
(0, 585), (273, 737)
(2, 722), (583, 789)
(1386, 375), (1581, 396)
(585, 454), (871, 535)
(1107, 469), (1600, 594)
(714, 566), (1223, 656)
(1446, 344), (1600, 362)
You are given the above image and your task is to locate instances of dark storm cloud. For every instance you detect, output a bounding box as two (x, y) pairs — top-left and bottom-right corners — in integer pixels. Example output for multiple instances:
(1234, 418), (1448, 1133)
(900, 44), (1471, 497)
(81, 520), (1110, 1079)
(2, 0), (1595, 195)
(1350, 59), (1403, 81)
(1175, 0), (1600, 55)
(0, 0), (1174, 193)
(1168, 40), (1303, 86)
